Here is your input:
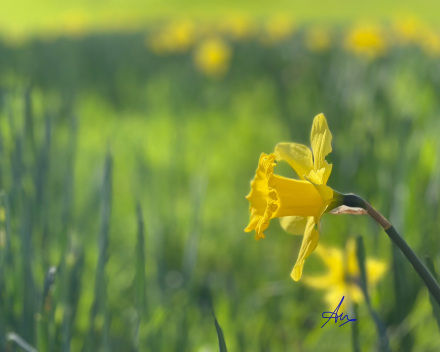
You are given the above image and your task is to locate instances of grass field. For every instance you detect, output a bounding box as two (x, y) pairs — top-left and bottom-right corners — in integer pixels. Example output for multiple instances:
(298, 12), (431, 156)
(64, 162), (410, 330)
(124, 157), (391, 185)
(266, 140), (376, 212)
(1, 15), (440, 352)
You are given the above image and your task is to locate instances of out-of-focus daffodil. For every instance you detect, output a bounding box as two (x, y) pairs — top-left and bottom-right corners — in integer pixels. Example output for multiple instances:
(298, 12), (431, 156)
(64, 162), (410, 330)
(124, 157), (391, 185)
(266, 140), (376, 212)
(262, 14), (295, 44)
(219, 16), (255, 40)
(303, 238), (387, 310)
(345, 24), (386, 59)
(305, 27), (331, 53)
(245, 113), (339, 280)
(392, 17), (440, 56)
(419, 29), (440, 57)
(194, 37), (232, 78)
(392, 17), (425, 44)
(148, 21), (196, 55)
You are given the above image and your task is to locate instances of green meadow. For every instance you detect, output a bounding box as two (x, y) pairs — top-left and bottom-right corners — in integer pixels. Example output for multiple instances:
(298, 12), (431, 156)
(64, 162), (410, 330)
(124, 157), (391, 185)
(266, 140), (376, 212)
(1, 16), (440, 352)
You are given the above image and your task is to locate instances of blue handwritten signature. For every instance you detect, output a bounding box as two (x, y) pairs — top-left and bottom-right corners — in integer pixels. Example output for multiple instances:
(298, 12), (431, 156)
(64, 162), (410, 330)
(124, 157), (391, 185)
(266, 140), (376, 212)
(321, 296), (357, 328)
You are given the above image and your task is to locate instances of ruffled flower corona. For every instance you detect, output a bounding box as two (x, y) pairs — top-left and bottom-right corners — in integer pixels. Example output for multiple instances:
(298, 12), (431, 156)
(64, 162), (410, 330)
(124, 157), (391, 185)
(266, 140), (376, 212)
(245, 113), (341, 280)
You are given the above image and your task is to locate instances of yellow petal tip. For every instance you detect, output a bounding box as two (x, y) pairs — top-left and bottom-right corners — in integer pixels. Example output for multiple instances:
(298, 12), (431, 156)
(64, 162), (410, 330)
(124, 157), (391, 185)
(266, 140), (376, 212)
(291, 263), (304, 281)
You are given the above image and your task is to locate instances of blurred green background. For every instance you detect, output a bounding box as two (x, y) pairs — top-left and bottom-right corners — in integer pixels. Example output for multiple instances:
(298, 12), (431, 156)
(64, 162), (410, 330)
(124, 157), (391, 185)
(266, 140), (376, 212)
(1, 2), (440, 351)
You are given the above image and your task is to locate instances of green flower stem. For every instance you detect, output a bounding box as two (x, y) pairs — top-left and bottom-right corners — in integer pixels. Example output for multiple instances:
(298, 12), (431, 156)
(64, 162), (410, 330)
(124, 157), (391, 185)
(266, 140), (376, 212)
(341, 193), (440, 307)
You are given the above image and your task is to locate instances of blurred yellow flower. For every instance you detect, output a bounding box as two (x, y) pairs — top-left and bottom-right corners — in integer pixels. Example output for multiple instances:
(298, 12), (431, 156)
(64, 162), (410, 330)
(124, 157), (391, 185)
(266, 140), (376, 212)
(194, 38), (232, 78)
(345, 24), (386, 59)
(419, 29), (440, 57)
(262, 14), (295, 44)
(392, 17), (425, 44)
(245, 113), (338, 280)
(304, 238), (387, 310)
(149, 20), (196, 55)
(392, 17), (440, 56)
(305, 27), (331, 53)
(219, 16), (255, 40)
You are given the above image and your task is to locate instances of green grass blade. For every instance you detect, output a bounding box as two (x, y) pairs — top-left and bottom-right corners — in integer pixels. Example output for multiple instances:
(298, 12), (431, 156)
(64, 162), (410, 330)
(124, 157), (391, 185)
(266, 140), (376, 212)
(356, 236), (390, 352)
(351, 302), (360, 352)
(36, 266), (56, 352)
(134, 201), (147, 314)
(182, 175), (207, 283)
(0, 193), (9, 352)
(24, 88), (36, 159)
(424, 256), (440, 332)
(133, 201), (147, 352)
(84, 151), (113, 352)
(7, 332), (38, 352)
(62, 247), (85, 352)
(21, 194), (36, 345)
(213, 315), (227, 352)
(0, 191), (11, 272)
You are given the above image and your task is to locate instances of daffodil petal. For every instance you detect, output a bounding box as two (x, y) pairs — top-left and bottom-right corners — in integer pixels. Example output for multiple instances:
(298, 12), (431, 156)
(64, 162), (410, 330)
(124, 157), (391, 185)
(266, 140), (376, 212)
(304, 178), (333, 217)
(279, 216), (308, 235)
(274, 143), (313, 180)
(307, 165), (333, 187)
(349, 284), (364, 304)
(291, 217), (320, 281)
(345, 237), (387, 286)
(310, 113), (333, 184)
(366, 258), (388, 286)
(324, 288), (347, 310)
(303, 274), (335, 289)
(311, 113), (332, 169)
(305, 172), (334, 207)
(314, 244), (344, 274)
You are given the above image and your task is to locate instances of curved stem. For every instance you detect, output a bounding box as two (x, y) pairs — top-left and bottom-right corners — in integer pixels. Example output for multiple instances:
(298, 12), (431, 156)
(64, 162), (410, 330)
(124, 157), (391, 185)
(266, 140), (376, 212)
(342, 193), (440, 307)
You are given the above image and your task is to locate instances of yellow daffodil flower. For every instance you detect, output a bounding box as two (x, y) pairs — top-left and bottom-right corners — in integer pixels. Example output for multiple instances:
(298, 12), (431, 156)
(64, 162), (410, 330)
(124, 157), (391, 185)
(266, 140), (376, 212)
(194, 37), (232, 78)
(391, 17), (440, 57)
(344, 24), (386, 59)
(303, 238), (387, 310)
(392, 17), (425, 45)
(148, 21), (196, 55)
(245, 113), (339, 281)
(419, 29), (440, 57)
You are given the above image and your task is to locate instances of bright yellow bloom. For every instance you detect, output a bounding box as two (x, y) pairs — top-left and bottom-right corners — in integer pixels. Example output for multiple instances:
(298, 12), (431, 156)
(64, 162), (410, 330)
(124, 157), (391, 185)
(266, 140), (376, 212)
(392, 17), (425, 44)
(194, 38), (232, 78)
(148, 21), (196, 55)
(392, 17), (440, 57)
(303, 238), (387, 310)
(344, 24), (386, 59)
(245, 113), (336, 280)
